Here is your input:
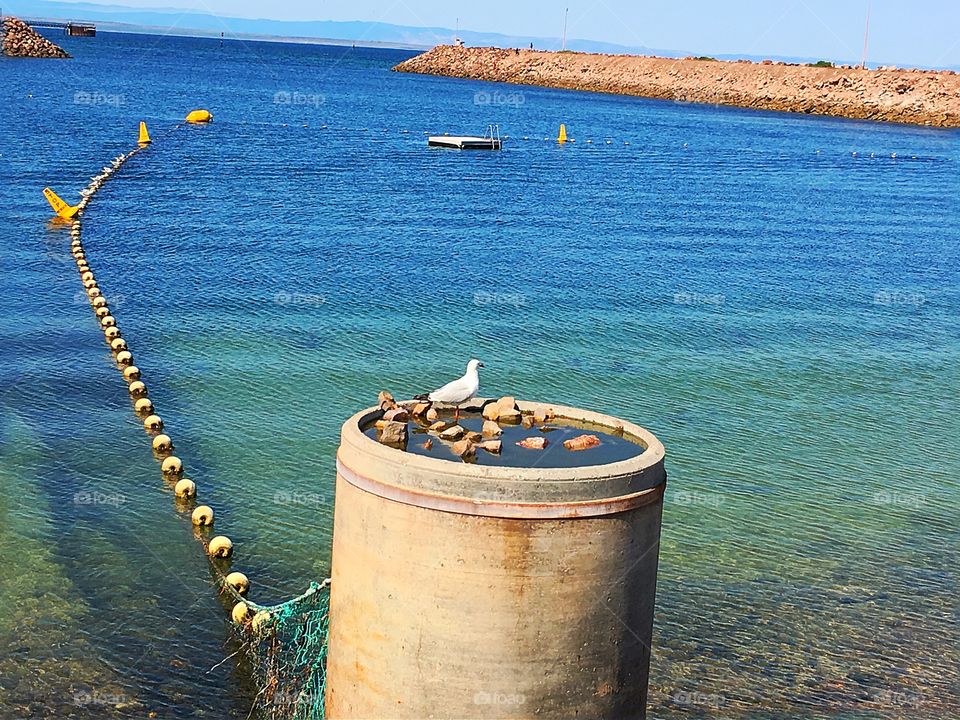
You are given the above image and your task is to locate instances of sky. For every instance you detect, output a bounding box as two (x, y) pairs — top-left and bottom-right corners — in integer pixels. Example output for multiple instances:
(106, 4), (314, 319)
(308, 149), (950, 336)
(43, 1), (960, 67)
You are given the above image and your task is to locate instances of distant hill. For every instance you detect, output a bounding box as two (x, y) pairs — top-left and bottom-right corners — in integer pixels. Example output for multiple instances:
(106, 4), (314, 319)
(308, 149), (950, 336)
(7, 0), (958, 70)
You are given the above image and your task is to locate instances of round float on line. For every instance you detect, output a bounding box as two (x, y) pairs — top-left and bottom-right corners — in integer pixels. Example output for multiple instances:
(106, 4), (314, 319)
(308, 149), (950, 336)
(83, 279), (98, 290)
(80, 271), (94, 282)
(231, 602), (251, 624)
(208, 535), (233, 559)
(225, 571), (249, 595)
(192, 504), (214, 526)
(99, 315), (116, 328)
(86, 287), (101, 300)
(104, 326), (121, 341)
(251, 611), (272, 633)
(115, 350), (133, 367)
(91, 296), (107, 309)
(174, 478), (196, 498)
(143, 414), (163, 431)
(128, 381), (147, 398)
(110, 338), (127, 353)
(95, 307), (111, 320)
(161, 455), (182, 476)
(134, 397), (154, 415)
(152, 433), (173, 453)
(123, 365), (141, 382)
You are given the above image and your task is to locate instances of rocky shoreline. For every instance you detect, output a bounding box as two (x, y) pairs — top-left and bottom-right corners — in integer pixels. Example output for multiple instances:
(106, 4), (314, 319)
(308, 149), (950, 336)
(394, 45), (960, 128)
(2, 16), (71, 58)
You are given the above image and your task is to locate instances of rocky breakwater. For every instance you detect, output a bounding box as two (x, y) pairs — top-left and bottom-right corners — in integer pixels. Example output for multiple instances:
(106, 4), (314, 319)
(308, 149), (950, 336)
(2, 16), (71, 58)
(394, 45), (960, 128)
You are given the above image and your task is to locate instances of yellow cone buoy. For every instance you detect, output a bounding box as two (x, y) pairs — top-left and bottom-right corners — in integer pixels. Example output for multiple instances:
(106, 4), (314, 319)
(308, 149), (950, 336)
(231, 602), (251, 624)
(43, 188), (80, 220)
(185, 109), (213, 124)
(123, 365), (141, 382)
(557, 123), (568, 143)
(161, 455), (183, 477)
(208, 535), (233, 558)
(138, 121), (151, 145)
(225, 571), (249, 595)
(143, 414), (163, 431)
(152, 433), (173, 452)
(134, 397), (154, 415)
(192, 504), (214, 526)
(174, 478), (196, 498)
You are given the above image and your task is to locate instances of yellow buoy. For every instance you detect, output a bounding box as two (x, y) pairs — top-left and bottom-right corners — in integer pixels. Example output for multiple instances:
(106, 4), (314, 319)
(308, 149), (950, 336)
(110, 338), (127, 353)
(80, 271), (94, 282)
(225, 571), (249, 595)
(128, 380), (148, 398)
(83, 279), (98, 290)
(152, 433), (173, 452)
(99, 315), (116, 328)
(43, 187), (80, 220)
(557, 123), (568, 143)
(134, 397), (154, 415)
(92, 296), (107, 309)
(161, 455), (183, 476)
(174, 478), (196, 498)
(104, 326), (121, 341)
(208, 535), (234, 558)
(86, 287), (101, 299)
(185, 109), (213, 124)
(231, 602), (251, 624)
(143, 414), (163, 431)
(115, 350), (134, 367)
(251, 610), (272, 633)
(95, 307), (111, 320)
(123, 365), (141, 382)
(192, 504), (214, 526)
(138, 121), (151, 145)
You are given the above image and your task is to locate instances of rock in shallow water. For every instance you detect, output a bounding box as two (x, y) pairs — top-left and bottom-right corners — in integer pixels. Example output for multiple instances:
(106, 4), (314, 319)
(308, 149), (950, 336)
(516, 437), (548, 450)
(563, 434), (602, 451)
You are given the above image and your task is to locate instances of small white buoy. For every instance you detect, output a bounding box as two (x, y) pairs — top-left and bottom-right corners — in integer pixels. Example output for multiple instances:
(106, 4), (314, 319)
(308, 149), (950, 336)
(174, 478), (196, 498)
(110, 338), (127, 353)
(208, 535), (234, 558)
(128, 380), (147, 398)
(192, 504), (214, 526)
(115, 350), (133, 367)
(83, 279), (98, 290)
(152, 433), (173, 452)
(143, 414), (163, 431)
(99, 315), (116, 328)
(95, 306), (111, 320)
(123, 365), (141, 382)
(134, 397), (154, 415)
(225, 571), (249, 595)
(92, 296), (107, 309)
(161, 455), (182, 477)
(104, 326), (121, 341)
(231, 602), (251, 624)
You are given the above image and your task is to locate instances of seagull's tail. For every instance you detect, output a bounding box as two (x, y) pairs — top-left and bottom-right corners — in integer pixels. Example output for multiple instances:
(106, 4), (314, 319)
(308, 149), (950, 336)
(413, 393), (431, 402)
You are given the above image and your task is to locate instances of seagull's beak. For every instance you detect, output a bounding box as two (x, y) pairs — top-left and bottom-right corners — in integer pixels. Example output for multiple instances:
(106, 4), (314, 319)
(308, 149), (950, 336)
(478, 362), (485, 368)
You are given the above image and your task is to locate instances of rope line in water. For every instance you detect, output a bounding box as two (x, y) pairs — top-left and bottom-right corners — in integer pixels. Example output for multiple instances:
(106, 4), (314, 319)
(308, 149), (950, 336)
(57, 115), (331, 720)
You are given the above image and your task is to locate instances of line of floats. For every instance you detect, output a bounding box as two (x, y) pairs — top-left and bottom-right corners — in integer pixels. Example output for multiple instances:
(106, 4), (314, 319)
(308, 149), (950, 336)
(45, 108), (323, 633)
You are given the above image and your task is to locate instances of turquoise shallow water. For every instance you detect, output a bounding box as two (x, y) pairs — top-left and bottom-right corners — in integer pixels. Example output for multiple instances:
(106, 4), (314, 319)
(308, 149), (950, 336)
(1, 30), (958, 719)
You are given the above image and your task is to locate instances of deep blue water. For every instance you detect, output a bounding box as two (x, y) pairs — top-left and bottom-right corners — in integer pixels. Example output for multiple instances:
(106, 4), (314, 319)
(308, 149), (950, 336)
(1, 30), (958, 719)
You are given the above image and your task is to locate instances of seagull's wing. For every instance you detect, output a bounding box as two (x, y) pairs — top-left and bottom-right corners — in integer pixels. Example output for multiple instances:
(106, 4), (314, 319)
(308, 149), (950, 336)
(428, 374), (472, 403)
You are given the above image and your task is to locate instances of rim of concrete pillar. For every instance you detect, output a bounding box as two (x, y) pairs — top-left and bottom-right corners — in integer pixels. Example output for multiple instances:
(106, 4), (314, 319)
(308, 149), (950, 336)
(338, 398), (666, 518)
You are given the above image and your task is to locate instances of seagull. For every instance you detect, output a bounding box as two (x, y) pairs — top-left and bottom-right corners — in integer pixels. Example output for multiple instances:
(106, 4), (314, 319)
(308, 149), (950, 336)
(415, 359), (484, 421)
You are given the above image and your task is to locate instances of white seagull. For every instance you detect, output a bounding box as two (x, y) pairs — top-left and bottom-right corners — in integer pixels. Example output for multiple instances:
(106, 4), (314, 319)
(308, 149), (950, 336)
(416, 359), (484, 420)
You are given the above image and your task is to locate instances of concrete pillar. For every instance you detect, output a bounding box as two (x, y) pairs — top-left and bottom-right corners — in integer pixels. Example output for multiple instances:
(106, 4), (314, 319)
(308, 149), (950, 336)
(325, 400), (666, 719)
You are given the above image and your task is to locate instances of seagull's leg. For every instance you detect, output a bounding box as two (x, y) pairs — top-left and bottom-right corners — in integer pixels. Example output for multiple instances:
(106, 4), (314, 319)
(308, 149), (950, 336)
(454, 404), (460, 423)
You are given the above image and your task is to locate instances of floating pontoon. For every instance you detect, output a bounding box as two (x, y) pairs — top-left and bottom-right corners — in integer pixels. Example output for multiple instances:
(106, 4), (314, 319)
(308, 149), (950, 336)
(428, 124), (502, 150)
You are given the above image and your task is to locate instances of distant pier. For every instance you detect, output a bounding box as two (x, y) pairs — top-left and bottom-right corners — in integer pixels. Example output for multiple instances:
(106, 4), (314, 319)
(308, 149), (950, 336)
(20, 18), (96, 36)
